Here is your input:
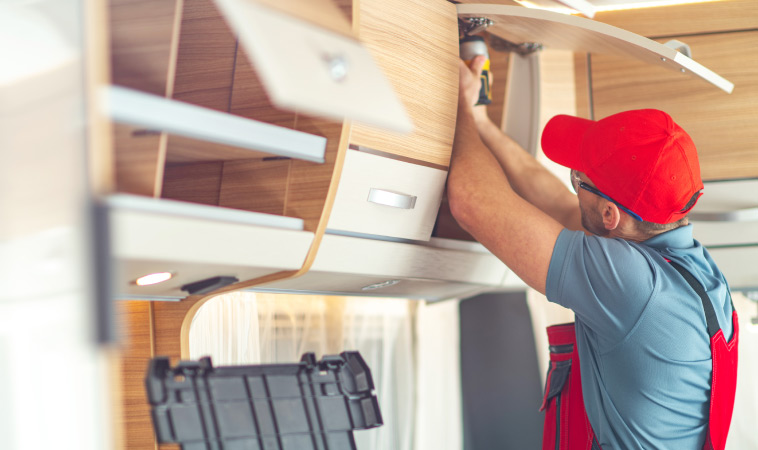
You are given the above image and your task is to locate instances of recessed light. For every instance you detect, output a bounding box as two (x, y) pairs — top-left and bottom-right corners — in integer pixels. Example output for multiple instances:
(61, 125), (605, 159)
(134, 272), (174, 286)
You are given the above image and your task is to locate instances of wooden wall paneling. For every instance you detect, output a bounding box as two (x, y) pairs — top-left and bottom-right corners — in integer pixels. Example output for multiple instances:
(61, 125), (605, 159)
(117, 301), (157, 450)
(349, 0), (460, 167)
(114, 126), (166, 196)
(165, 0), (242, 164)
(593, 0), (758, 39)
(537, 49), (579, 127)
(229, 50), (298, 130)
(217, 159), (291, 215)
(109, 0), (183, 94)
(171, 0), (237, 111)
(165, 138), (275, 164)
(211, 43), (299, 216)
(573, 52), (591, 120)
(110, 0), (183, 197)
(162, 161), (224, 205)
(534, 49), (580, 190)
(589, 31), (758, 180)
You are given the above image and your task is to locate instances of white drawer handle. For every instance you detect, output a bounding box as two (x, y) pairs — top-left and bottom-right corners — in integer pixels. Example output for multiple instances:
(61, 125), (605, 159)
(367, 188), (417, 210)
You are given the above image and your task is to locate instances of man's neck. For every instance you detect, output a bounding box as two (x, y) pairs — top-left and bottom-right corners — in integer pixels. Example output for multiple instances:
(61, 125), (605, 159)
(609, 219), (688, 243)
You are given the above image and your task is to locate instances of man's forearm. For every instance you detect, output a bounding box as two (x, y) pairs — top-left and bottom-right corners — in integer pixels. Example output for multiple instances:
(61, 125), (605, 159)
(474, 114), (581, 230)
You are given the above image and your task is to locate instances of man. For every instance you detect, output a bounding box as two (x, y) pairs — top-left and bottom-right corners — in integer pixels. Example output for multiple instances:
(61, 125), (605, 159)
(448, 56), (738, 449)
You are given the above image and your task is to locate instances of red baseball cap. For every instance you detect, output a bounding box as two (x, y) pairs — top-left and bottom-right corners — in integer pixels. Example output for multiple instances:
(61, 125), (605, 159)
(541, 109), (703, 224)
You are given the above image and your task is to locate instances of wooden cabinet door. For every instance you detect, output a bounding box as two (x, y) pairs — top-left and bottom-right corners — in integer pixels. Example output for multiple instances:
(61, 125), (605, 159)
(349, 0), (460, 168)
(588, 30), (758, 180)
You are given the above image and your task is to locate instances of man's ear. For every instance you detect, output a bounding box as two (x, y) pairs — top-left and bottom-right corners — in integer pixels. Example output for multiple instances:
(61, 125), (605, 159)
(602, 202), (621, 230)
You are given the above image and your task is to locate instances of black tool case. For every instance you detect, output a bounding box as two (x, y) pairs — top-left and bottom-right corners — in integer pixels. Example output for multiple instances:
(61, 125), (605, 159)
(145, 351), (382, 450)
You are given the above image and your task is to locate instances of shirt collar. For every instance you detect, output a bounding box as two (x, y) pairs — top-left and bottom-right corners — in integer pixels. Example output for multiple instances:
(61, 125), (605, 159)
(641, 224), (695, 250)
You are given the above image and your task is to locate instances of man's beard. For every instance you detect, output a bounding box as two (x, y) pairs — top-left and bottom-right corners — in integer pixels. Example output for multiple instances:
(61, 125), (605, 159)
(580, 203), (610, 237)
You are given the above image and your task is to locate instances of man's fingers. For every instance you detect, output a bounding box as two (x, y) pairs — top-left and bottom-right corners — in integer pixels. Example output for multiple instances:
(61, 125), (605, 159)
(469, 55), (487, 77)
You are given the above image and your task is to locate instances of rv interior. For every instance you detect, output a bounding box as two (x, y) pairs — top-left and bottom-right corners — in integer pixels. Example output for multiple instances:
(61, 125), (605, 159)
(1, 0), (756, 448)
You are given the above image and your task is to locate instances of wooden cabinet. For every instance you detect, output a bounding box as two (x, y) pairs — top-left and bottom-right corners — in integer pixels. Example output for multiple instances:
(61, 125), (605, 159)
(350, 0), (459, 167)
(106, 0), (463, 302)
(107, 0), (353, 300)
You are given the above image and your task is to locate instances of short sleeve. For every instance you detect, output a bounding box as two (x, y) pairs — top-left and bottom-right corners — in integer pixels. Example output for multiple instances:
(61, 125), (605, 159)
(546, 229), (658, 349)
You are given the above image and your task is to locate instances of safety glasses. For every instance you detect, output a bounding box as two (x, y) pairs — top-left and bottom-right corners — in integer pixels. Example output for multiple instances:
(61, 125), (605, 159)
(570, 170), (643, 222)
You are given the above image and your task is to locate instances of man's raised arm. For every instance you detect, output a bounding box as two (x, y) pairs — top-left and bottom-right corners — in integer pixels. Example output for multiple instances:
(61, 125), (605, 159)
(465, 56), (583, 232)
(447, 58), (564, 295)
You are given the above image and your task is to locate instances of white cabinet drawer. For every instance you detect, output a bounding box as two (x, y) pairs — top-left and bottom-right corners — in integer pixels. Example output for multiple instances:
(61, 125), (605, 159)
(327, 150), (447, 241)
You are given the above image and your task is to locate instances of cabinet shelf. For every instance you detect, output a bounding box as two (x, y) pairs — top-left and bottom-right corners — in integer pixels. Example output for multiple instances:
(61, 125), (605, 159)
(106, 85), (327, 163)
(252, 233), (510, 301)
(107, 194), (314, 299)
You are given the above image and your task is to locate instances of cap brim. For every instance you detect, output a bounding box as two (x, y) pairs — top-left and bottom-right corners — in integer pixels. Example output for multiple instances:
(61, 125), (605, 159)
(541, 115), (595, 172)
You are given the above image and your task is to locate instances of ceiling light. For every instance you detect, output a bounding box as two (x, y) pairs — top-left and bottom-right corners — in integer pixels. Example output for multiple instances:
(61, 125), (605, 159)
(134, 272), (174, 286)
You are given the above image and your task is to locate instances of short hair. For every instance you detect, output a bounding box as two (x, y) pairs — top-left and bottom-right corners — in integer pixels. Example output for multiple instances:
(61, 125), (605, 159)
(636, 216), (688, 234)
(634, 191), (700, 234)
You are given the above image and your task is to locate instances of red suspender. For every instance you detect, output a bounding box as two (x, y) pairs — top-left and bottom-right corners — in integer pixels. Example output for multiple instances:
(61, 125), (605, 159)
(669, 262), (739, 450)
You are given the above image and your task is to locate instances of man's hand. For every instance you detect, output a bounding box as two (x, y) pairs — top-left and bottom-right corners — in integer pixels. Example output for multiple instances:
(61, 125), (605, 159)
(458, 56), (491, 125)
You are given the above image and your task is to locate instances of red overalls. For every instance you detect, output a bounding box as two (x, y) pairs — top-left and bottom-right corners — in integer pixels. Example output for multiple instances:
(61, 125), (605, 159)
(540, 261), (739, 450)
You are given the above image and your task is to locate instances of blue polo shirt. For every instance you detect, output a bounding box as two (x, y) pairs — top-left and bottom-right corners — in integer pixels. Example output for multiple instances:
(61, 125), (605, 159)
(546, 225), (733, 450)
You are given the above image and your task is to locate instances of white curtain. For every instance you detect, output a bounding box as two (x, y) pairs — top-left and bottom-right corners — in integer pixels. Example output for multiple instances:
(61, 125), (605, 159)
(189, 292), (262, 364)
(413, 300), (463, 450)
(189, 292), (461, 450)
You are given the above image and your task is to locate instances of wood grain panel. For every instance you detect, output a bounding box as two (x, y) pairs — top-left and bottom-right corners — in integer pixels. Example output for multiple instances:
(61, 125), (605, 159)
(287, 117), (350, 232)
(171, 0), (237, 111)
(349, 0), (459, 167)
(116, 301), (157, 450)
(109, 0), (182, 95)
(218, 159), (291, 215)
(111, 0), (182, 198)
(589, 31), (758, 180)
(573, 52), (591, 119)
(162, 161), (224, 205)
(165, 137), (273, 164)
(538, 49), (578, 126)
(151, 299), (196, 450)
(114, 125), (165, 196)
(166, 0), (242, 163)
(229, 50), (298, 129)
(593, 0), (758, 39)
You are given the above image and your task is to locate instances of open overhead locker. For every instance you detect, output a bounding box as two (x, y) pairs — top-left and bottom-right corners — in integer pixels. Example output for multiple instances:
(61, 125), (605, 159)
(456, 4), (734, 156)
